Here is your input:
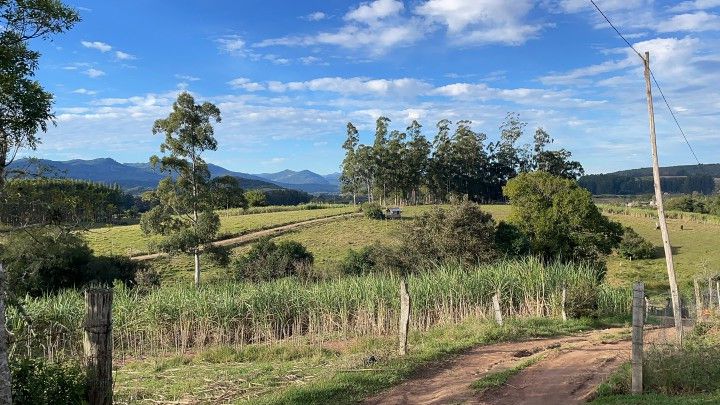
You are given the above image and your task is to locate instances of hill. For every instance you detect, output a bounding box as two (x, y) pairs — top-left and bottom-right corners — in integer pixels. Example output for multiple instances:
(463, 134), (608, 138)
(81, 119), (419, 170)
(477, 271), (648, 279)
(580, 163), (719, 195)
(9, 158), (286, 193)
(256, 169), (340, 193)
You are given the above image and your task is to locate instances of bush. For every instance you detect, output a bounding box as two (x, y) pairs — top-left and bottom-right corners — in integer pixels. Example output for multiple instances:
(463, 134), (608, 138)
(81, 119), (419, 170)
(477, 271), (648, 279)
(11, 357), (86, 405)
(402, 202), (497, 267)
(0, 228), (145, 296)
(362, 202), (385, 220)
(339, 243), (407, 275)
(133, 266), (162, 293)
(495, 221), (530, 257)
(339, 245), (377, 275)
(234, 238), (314, 281)
(565, 277), (599, 318)
(617, 227), (655, 260)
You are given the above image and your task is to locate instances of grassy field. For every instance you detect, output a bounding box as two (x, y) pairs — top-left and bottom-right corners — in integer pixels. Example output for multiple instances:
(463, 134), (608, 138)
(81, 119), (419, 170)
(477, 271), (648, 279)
(83, 206), (357, 256)
(114, 316), (626, 404)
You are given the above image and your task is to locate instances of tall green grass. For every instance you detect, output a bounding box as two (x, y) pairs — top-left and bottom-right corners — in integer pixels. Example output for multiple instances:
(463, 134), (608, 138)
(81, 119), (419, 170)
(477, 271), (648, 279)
(7, 257), (630, 359)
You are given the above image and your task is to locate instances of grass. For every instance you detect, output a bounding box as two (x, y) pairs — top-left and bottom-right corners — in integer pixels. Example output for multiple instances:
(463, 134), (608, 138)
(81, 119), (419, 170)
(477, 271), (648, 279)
(7, 258), (630, 360)
(114, 316), (627, 404)
(470, 353), (545, 394)
(83, 205), (357, 256)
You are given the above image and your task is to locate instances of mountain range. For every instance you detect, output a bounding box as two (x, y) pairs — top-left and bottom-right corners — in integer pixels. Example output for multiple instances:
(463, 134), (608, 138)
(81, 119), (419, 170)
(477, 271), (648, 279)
(8, 158), (341, 194)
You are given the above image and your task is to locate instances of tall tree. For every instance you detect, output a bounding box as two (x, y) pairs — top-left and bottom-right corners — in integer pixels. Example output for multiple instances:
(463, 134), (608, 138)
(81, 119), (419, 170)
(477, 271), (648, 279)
(405, 120), (430, 204)
(373, 116), (391, 204)
(340, 122), (361, 204)
(428, 119), (453, 202)
(533, 128), (584, 180)
(210, 175), (246, 211)
(0, 2), (79, 402)
(0, 1), (80, 188)
(139, 92), (223, 287)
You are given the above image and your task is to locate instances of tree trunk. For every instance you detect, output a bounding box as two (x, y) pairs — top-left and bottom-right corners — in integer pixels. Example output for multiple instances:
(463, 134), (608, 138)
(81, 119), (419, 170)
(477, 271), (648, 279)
(0, 264), (12, 405)
(398, 277), (410, 356)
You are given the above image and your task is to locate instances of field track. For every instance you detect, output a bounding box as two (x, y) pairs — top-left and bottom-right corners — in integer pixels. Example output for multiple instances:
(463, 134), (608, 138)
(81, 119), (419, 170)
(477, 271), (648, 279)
(366, 326), (675, 405)
(130, 212), (361, 261)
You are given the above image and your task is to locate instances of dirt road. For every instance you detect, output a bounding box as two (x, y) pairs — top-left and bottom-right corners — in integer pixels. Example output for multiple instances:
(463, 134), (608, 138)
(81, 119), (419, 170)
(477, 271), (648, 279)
(366, 326), (674, 405)
(130, 212), (360, 261)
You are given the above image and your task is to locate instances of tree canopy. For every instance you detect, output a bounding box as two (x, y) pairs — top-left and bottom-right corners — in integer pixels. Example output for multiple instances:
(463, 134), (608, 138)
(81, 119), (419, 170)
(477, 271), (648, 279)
(139, 92), (224, 287)
(503, 171), (623, 269)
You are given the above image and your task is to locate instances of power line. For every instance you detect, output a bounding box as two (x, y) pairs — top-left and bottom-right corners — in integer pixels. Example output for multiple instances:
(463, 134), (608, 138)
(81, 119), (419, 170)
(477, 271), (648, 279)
(589, 0), (703, 167)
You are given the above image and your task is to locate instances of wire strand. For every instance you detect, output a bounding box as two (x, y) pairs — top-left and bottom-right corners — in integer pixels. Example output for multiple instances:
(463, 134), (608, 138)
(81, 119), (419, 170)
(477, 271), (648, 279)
(589, 0), (703, 168)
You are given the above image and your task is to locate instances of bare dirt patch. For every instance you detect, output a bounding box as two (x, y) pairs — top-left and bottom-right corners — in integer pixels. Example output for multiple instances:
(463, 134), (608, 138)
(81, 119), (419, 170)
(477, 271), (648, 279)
(365, 327), (673, 405)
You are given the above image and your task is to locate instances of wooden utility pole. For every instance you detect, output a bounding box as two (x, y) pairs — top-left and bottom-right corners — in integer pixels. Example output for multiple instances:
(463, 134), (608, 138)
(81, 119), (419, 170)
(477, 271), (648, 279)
(643, 51), (683, 342)
(84, 288), (113, 405)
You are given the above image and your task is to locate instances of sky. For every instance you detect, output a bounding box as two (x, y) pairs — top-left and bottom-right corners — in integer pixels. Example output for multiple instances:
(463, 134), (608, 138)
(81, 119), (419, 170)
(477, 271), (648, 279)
(25, 0), (720, 175)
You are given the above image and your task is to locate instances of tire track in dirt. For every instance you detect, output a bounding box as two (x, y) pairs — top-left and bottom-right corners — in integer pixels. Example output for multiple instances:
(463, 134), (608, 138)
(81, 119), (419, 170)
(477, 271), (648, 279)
(130, 212), (361, 261)
(475, 327), (672, 405)
(365, 327), (674, 405)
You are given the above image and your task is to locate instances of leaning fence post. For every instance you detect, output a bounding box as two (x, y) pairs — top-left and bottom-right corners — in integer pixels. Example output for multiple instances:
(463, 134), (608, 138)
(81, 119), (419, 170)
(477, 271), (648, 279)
(632, 282), (645, 395)
(398, 277), (410, 356)
(84, 288), (113, 405)
(492, 292), (503, 326)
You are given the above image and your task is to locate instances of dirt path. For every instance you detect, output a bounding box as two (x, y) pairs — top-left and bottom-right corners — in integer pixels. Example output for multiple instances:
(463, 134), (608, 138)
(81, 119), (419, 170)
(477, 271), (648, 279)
(130, 212), (360, 261)
(366, 326), (675, 405)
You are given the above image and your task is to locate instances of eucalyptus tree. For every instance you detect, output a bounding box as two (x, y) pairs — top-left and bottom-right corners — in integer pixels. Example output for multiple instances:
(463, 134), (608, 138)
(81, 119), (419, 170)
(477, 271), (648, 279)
(341, 122), (361, 204)
(373, 116), (391, 203)
(405, 120), (430, 204)
(428, 119), (453, 202)
(139, 92), (224, 287)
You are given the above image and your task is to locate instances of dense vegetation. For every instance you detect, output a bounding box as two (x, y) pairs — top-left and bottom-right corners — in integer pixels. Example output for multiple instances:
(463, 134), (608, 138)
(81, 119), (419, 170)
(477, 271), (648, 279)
(579, 173), (716, 195)
(665, 194), (720, 216)
(7, 258), (630, 359)
(0, 178), (145, 226)
(340, 114), (583, 204)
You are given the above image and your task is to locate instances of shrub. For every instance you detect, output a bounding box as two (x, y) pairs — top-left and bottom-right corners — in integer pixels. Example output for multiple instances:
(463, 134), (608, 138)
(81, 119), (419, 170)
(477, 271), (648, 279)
(10, 357), (86, 405)
(340, 246), (377, 275)
(643, 342), (720, 394)
(133, 266), (162, 293)
(402, 202), (497, 267)
(362, 202), (385, 220)
(617, 226), (655, 260)
(234, 238), (314, 281)
(565, 277), (599, 318)
(0, 228), (144, 296)
(495, 221), (530, 257)
(503, 171), (623, 268)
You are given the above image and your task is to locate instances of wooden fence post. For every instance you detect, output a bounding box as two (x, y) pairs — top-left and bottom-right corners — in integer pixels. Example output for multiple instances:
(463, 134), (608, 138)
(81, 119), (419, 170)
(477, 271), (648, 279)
(398, 277), (410, 356)
(0, 264), (12, 405)
(694, 278), (703, 321)
(644, 296), (650, 323)
(716, 281), (720, 313)
(561, 286), (567, 322)
(708, 278), (714, 310)
(631, 282), (645, 395)
(84, 288), (113, 405)
(492, 293), (503, 326)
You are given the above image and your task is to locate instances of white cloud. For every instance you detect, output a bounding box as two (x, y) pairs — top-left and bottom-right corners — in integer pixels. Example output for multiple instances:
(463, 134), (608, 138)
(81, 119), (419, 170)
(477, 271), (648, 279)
(657, 11), (720, 32)
(175, 74), (200, 81)
(72, 88), (97, 95)
(303, 11), (327, 21)
(266, 76), (432, 97)
(668, 0), (720, 12)
(345, 0), (404, 24)
(217, 35), (246, 53)
(256, 0), (424, 55)
(416, 0), (544, 45)
(81, 40), (112, 52)
(229, 78), (265, 91)
(540, 59), (635, 85)
(300, 56), (325, 65)
(551, 0), (650, 13)
(115, 51), (136, 60)
(83, 68), (105, 78)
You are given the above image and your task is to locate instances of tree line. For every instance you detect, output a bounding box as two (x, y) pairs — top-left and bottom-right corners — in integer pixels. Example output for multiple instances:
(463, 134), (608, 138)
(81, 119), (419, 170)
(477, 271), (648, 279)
(578, 173), (716, 195)
(340, 113), (584, 205)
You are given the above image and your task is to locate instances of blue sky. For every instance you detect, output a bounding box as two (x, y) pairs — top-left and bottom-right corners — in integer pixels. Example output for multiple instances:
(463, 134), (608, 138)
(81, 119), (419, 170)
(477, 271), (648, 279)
(27, 0), (720, 174)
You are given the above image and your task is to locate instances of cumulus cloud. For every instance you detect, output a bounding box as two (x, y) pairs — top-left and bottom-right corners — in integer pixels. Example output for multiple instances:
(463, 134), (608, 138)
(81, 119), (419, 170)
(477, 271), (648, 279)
(217, 35), (246, 53)
(115, 51), (136, 60)
(229, 78), (265, 91)
(81, 40), (112, 52)
(657, 11), (720, 32)
(83, 68), (105, 78)
(668, 0), (720, 12)
(303, 11), (327, 21)
(72, 88), (97, 95)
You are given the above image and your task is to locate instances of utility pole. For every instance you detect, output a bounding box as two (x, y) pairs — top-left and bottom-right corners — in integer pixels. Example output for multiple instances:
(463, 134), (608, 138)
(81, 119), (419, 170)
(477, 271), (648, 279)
(643, 51), (683, 343)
